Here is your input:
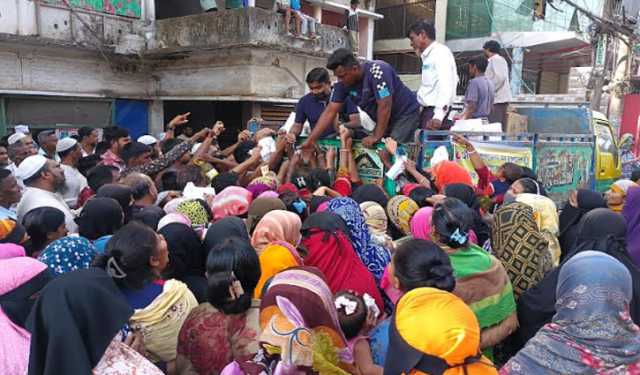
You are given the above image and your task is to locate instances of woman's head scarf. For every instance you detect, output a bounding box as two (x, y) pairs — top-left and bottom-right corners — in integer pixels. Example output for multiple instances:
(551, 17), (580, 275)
(0, 257), (51, 375)
(608, 179), (638, 212)
(0, 243), (26, 259)
(431, 161), (474, 192)
(132, 205), (166, 231)
(246, 197), (286, 235)
(76, 198), (123, 241)
(0, 219), (27, 245)
(210, 186), (252, 221)
(249, 173), (279, 191)
(96, 184), (134, 222)
(254, 243), (302, 299)
(251, 210), (301, 254)
(502, 251), (640, 374)
(37, 236), (97, 277)
(623, 186), (640, 265)
(327, 198), (391, 282)
(387, 195), (420, 236)
(352, 184), (389, 208)
(410, 207), (434, 240)
(159, 223), (206, 279)
(204, 216), (249, 251)
(515, 193), (561, 265)
(26, 268), (133, 375)
(157, 213), (191, 232)
(385, 287), (497, 375)
(360, 201), (393, 248)
(177, 199), (213, 228)
(559, 189), (606, 257)
(491, 203), (550, 299)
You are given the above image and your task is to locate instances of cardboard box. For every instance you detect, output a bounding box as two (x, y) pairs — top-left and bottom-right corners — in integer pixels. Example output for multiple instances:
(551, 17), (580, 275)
(505, 111), (528, 134)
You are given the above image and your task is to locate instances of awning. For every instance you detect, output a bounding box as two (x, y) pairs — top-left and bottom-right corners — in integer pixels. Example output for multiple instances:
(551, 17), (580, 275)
(306, 0), (384, 19)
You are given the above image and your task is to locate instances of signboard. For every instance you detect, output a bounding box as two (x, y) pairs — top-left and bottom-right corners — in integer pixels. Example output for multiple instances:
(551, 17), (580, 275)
(453, 142), (533, 184)
(44, 0), (142, 18)
(535, 143), (593, 205)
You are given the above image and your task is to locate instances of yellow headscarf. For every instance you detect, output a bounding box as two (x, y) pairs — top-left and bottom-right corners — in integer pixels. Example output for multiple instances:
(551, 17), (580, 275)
(515, 193), (561, 266)
(389, 287), (497, 375)
(607, 179), (638, 212)
(386, 195), (420, 236)
(254, 244), (301, 298)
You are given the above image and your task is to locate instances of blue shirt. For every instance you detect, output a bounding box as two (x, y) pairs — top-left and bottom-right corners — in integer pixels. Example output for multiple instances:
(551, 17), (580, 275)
(295, 93), (358, 138)
(290, 0), (300, 10)
(331, 60), (419, 124)
(0, 206), (17, 221)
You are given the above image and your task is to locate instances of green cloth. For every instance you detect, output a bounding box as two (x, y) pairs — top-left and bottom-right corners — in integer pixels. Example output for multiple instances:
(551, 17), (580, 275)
(448, 244), (493, 279)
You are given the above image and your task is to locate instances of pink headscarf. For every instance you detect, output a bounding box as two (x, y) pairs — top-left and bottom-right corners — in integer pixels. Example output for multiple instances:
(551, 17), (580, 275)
(157, 213), (191, 232)
(211, 186), (253, 221)
(163, 197), (187, 214)
(0, 244), (26, 259)
(410, 207), (434, 240)
(257, 190), (279, 199)
(251, 210), (302, 254)
(0, 257), (48, 374)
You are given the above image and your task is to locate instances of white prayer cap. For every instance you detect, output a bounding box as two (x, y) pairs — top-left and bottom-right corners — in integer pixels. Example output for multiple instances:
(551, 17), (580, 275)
(137, 135), (158, 146)
(16, 155), (48, 181)
(8, 132), (27, 145)
(55, 137), (78, 153)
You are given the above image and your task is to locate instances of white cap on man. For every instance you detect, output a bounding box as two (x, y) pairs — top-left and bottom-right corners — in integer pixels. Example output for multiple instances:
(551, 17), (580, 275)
(16, 155), (48, 181)
(138, 135), (158, 146)
(55, 137), (78, 154)
(8, 132), (27, 145)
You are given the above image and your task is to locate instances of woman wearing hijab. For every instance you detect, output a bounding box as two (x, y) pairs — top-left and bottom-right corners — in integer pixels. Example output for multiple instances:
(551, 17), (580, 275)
(431, 198), (518, 353)
(515, 208), (640, 350)
(301, 212), (384, 311)
(177, 237), (262, 375)
(93, 222), (198, 367)
(245, 197), (286, 235)
(26, 267), (162, 375)
(21, 207), (67, 257)
(96, 184), (134, 223)
(38, 236), (97, 277)
(159, 223), (208, 303)
(0, 219), (28, 247)
(177, 199), (213, 229)
(386, 195), (419, 238)
(558, 189), (607, 258)
(132, 205), (167, 231)
(204, 217), (249, 251)
(606, 179), (638, 213)
(360, 201), (393, 249)
(385, 288), (498, 375)
(515, 193), (562, 266)
(250, 210), (302, 255)
(410, 207), (433, 240)
(502, 252), (640, 374)
(328, 198), (391, 283)
(352, 184), (389, 208)
(491, 203), (552, 299)
(624, 186), (640, 266)
(0, 257), (51, 374)
(444, 183), (491, 246)
(431, 160), (474, 193)
(76, 197), (124, 253)
(221, 267), (356, 374)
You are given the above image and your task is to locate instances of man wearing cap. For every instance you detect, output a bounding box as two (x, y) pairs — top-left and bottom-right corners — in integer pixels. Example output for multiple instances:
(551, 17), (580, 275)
(6, 132), (37, 175)
(16, 155), (78, 233)
(78, 127), (99, 157)
(0, 169), (21, 220)
(138, 135), (162, 159)
(58, 137), (88, 209)
(37, 130), (60, 162)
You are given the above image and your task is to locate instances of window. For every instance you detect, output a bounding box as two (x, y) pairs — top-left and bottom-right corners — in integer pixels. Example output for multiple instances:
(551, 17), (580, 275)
(595, 122), (619, 165)
(375, 0), (436, 40)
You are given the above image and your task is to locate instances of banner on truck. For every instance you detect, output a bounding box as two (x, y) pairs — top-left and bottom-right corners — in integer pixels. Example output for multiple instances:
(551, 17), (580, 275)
(453, 142), (533, 184)
(535, 144), (593, 204)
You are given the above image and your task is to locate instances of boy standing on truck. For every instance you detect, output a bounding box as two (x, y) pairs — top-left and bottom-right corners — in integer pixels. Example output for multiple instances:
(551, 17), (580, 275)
(460, 57), (494, 120)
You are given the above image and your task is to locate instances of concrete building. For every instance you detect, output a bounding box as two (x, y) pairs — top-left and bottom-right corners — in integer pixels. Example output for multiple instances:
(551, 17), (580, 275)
(0, 0), (381, 140)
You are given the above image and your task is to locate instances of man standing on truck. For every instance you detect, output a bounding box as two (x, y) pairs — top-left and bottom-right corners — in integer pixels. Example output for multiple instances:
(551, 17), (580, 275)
(483, 40), (511, 128)
(460, 57), (494, 120)
(301, 48), (420, 149)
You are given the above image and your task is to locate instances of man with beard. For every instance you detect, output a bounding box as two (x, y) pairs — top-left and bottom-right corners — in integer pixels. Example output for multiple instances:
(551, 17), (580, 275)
(100, 126), (131, 171)
(57, 138), (88, 209)
(78, 127), (99, 157)
(15, 155), (78, 233)
(6, 132), (37, 175)
(287, 67), (360, 143)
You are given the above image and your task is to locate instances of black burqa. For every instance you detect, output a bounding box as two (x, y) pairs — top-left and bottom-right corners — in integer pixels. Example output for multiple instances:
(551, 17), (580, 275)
(159, 222), (208, 302)
(96, 184), (134, 223)
(204, 216), (249, 252)
(26, 267), (133, 375)
(558, 189), (607, 260)
(514, 208), (640, 351)
(133, 205), (167, 231)
(77, 197), (124, 241)
(444, 183), (491, 246)
(0, 264), (52, 329)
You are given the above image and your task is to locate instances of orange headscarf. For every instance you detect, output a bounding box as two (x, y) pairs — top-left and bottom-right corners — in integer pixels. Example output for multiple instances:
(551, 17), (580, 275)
(388, 287), (497, 375)
(432, 161), (474, 193)
(250, 210), (302, 254)
(254, 243), (302, 298)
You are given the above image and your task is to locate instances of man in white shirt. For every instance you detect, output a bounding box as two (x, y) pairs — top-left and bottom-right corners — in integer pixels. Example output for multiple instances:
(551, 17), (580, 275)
(408, 20), (459, 131)
(78, 127), (99, 157)
(36, 130), (61, 162)
(6, 132), (37, 177)
(16, 155), (78, 233)
(57, 137), (88, 209)
(483, 40), (512, 129)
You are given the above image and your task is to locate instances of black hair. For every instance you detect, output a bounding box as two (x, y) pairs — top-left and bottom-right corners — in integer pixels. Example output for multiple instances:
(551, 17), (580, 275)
(22, 207), (66, 256)
(327, 48), (360, 71)
(432, 198), (472, 249)
(632, 169), (640, 183)
(121, 173), (154, 201)
(306, 67), (331, 85)
(335, 291), (366, 339)
(409, 186), (435, 208)
(177, 164), (208, 189)
(95, 141), (111, 156)
(0, 168), (11, 183)
(280, 191), (309, 221)
(350, 0), (359, 4)
(93, 221), (160, 290)
(469, 57), (489, 73)
(78, 154), (101, 177)
(309, 168), (332, 189)
(212, 171), (238, 192)
(206, 237), (261, 315)
(58, 144), (79, 160)
(161, 170), (180, 191)
(407, 20), (436, 40)
(22, 163), (49, 187)
(502, 162), (523, 184)
(161, 138), (183, 155)
(514, 177), (541, 195)
(233, 140), (256, 164)
(122, 142), (150, 164)
(483, 40), (501, 53)
(87, 165), (118, 192)
(78, 127), (95, 141)
(104, 126), (129, 146)
(393, 239), (455, 292)
(520, 166), (537, 180)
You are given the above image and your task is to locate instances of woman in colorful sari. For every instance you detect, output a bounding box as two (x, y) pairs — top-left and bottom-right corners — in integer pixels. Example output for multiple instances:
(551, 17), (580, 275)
(431, 198), (518, 352)
(501, 251), (640, 374)
(327, 198), (391, 283)
(93, 221), (198, 370)
(221, 267), (356, 374)
(251, 210), (302, 255)
(27, 267), (162, 375)
(515, 193), (561, 266)
(491, 203), (552, 299)
(301, 212), (384, 311)
(177, 237), (262, 375)
(0, 257), (51, 375)
(385, 287), (497, 375)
